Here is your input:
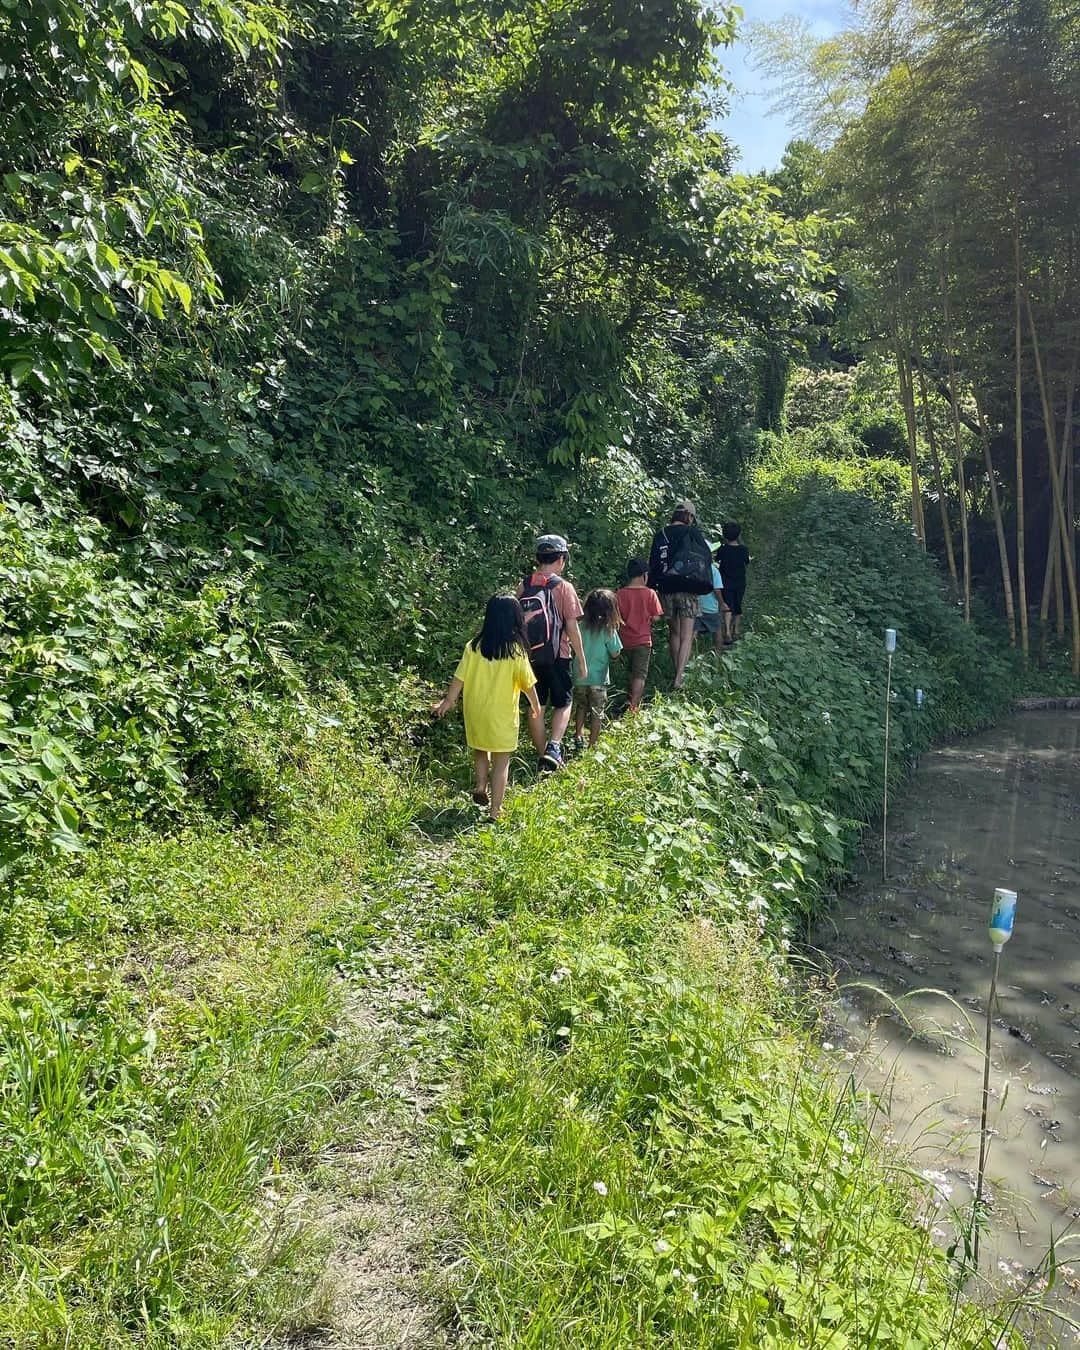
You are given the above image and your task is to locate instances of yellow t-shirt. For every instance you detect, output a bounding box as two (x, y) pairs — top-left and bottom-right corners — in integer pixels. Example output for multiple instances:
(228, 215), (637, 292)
(454, 643), (536, 753)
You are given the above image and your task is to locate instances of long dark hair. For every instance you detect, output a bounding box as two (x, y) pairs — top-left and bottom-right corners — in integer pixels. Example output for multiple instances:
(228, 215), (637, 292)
(471, 594), (529, 661)
(582, 588), (620, 635)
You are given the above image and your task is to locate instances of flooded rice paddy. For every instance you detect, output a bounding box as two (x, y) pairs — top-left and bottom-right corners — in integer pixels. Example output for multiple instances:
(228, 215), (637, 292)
(813, 711), (1080, 1332)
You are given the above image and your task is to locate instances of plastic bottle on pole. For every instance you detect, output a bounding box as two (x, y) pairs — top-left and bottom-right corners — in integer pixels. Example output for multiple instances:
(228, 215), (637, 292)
(988, 888), (1017, 953)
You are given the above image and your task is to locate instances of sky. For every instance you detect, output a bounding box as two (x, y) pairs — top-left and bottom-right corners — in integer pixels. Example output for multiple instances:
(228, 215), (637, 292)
(719, 0), (848, 174)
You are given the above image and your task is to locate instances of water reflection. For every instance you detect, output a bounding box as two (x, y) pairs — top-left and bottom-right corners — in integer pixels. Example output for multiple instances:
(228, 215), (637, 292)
(813, 713), (1080, 1322)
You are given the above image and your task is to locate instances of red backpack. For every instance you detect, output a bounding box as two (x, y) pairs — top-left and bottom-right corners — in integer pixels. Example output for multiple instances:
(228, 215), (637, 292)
(520, 574), (564, 666)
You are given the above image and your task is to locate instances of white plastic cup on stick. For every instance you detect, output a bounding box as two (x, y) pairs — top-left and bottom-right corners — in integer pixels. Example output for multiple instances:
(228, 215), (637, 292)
(884, 627), (897, 654)
(915, 687), (924, 707)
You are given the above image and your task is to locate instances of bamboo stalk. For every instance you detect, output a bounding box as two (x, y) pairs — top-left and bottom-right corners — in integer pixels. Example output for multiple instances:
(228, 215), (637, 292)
(1015, 223), (1029, 658)
(937, 251), (971, 623)
(893, 328), (926, 546)
(974, 393), (1017, 644)
(915, 352), (960, 592)
(1026, 297), (1080, 677)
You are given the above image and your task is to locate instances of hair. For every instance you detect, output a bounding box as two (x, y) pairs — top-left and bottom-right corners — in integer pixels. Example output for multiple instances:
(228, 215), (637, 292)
(722, 520), (741, 541)
(671, 506), (694, 525)
(583, 587), (621, 635)
(471, 594), (529, 661)
(626, 557), (648, 580)
(536, 548), (567, 566)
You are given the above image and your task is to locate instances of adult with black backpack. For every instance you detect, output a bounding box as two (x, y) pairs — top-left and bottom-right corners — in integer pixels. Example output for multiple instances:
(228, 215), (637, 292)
(517, 533), (587, 772)
(647, 501), (713, 689)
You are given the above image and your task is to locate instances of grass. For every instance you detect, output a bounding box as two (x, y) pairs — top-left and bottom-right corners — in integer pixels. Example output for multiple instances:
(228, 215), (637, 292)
(2, 469), (1076, 1346)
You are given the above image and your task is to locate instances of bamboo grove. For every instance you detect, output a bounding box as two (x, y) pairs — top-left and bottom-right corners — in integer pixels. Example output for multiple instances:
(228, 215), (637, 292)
(761, 0), (1080, 672)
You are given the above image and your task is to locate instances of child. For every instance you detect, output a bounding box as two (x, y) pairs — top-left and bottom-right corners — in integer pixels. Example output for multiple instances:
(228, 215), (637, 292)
(693, 546), (727, 653)
(518, 533), (587, 772)
(615, 558), (663, 711)
(716, 521), (751, 644)
(572, 589), (623, 750)
(432, 595), (542, 821)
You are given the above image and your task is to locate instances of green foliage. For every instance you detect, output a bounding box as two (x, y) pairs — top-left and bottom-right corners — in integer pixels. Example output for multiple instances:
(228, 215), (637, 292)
(0, 471), (1036, 1345)
(0, 758), (427, 1343)
(0, 0), (839, 866)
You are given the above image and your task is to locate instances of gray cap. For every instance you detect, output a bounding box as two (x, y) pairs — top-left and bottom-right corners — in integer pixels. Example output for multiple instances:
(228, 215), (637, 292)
(674, 498), (696, 516)
(535, 533), (570, 554)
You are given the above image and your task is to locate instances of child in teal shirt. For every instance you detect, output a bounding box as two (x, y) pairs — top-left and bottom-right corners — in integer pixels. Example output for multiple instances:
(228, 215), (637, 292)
(572, 588), (623, 750)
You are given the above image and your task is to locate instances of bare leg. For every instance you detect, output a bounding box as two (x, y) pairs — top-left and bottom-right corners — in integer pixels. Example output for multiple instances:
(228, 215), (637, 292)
(667, 620), (679, 671)
(628, 675), (645, 710)
(672, 616), (695, 687)
(574, 702), (587, 739)
(474, 749), (490, 793)
(712, 626), (725, 654)
(529, 705), (548, 755)
(589, 713), (602, 747)
(489, 752), (512, 818)
(550, 701), (572, 745)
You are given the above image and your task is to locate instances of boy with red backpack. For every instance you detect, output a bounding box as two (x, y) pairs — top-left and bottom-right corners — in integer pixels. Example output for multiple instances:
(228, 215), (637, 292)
(518, 533), (587, 772)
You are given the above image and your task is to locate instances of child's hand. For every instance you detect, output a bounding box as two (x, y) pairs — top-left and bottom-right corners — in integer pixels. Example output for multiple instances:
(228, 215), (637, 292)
(528, 704), (542, 719)
(431, 700), (449, 719)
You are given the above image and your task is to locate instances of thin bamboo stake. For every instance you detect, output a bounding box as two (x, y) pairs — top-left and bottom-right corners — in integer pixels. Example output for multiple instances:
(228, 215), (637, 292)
(1015, 223), (1029, 657)
(1026, 297), (1080, 677)
(973, 948), (1001, 1269)
(974, 394), (1017, 644)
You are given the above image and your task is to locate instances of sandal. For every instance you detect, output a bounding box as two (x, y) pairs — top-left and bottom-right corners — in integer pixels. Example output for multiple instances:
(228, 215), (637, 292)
(472, 788), (490, 807)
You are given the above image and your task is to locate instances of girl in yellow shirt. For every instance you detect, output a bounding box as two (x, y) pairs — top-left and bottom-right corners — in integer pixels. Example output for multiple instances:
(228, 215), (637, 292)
(432, 595), (541, 821)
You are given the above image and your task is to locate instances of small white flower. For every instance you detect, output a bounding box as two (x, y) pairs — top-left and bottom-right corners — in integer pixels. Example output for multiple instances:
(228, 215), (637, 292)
(654, 1239), (671, 1254)
(998, 1261), (1011, 1275)
(822, 1041), (835, 1051)
(779, 1240), (793, 1254)
(549, 966), (571, 985)
(592, 1180), (608, 1197)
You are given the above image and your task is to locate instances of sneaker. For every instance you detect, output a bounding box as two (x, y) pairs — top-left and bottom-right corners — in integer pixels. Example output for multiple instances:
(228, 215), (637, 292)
(539, 740), (564, 772)
(573, 734), (585, 754)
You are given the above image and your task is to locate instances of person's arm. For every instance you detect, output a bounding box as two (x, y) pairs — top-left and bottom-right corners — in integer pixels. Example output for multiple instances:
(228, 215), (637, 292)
(524, 684), (542, 720)
(565, 615), (587, 681)
(647, 533), (663, 589)
(431, 677), (463, 718)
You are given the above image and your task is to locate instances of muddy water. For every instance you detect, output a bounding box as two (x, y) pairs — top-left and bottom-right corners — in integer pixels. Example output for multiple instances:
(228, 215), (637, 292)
(813, 712), (1080, 1312)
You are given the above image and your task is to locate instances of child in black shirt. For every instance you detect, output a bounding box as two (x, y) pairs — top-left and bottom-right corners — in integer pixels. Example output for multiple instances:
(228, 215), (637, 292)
(716, 521), (750, 644)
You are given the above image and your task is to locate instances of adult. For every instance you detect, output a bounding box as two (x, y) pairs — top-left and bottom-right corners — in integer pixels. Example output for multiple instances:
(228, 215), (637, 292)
(518, 533), (587, 771)
(648, 501), (712, 689)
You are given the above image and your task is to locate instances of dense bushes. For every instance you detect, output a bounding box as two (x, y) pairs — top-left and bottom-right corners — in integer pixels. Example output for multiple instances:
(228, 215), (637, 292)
(1, 0), (836, 866)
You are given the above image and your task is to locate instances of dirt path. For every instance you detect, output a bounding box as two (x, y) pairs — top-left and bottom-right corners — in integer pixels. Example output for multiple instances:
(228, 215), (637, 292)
(281, 839), (463, 1349)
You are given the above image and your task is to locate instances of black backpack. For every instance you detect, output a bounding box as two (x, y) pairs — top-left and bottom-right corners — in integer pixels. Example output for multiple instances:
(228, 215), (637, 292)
(660, 526), (713, 594)
(520, 574), (564, 665)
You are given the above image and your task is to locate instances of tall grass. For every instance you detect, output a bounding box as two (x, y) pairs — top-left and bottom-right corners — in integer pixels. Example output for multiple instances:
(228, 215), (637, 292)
(0, 470), (1060, 1346)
